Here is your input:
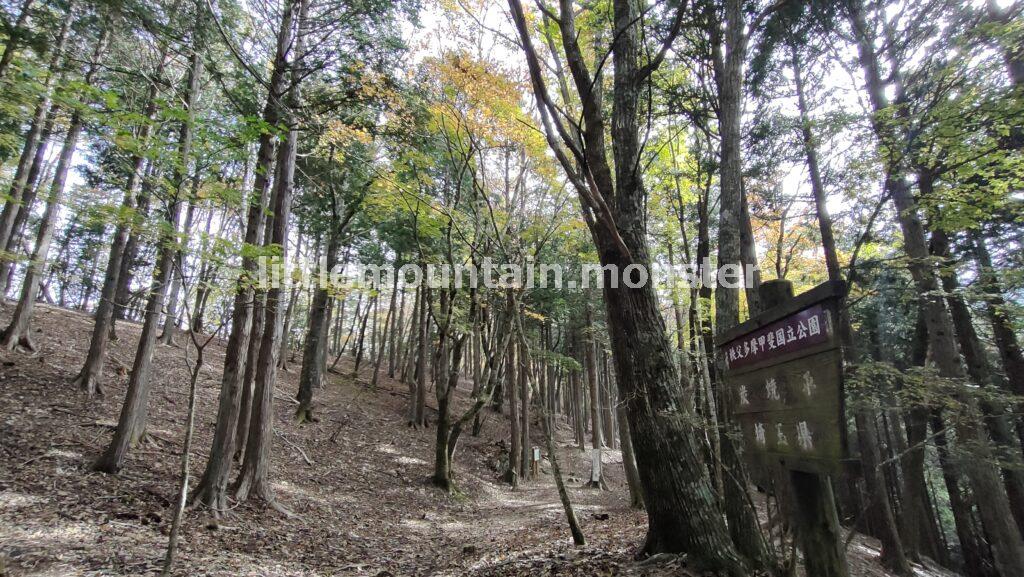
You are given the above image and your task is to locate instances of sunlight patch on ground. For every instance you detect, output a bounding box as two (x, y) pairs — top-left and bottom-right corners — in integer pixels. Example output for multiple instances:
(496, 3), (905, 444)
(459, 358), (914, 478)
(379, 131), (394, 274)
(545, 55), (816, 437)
(395, 455), (426, 466)
(273, 479), (321, 502)
(399, 516), (434, 532)
(0, 520), (102, 555)
(0, 491), (48, 510)
(45, 448), (82, 460)
(376, 443), (399, 455)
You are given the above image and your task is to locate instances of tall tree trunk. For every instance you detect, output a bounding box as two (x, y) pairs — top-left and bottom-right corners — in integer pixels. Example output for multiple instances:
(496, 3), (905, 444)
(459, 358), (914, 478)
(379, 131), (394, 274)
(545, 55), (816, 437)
(855, 410), (912, 574)
(0, 5), (73, 291)
(1, 26), (105, 351)
(404, 286), (421, 423)
(235, 289), (265, 460)
(160, 184), (200, 346)
(707, 1), (774, 568)
(571, 368), (584, 450)
(112, 162), (158, 332)
(74, 49), (171, 394)
(900, 311), (948, 565)
(791, 45), (841, 282)
(191, 148), (270, 513)
(388, 285), (404, 378)
(506, 333), (521, 487)
(94, 26), (199, 473)
(617, 403), (644, 509)
(371, 274), (397, 388)
(0, 0), (36, 80)
(584, 303), (602, 449)
(519, 337), (531, 480)
(432, 330), (465, 492)
(971, 233), (1024, 451)
(931, 227), (1024, 536)
(233, 0), (305, 506)
(351, 294), (372, 375)
(277, 282), (299, 370)
(413, 286), (429, 427)
(509, 0), (747, 568)
(512, 314), (585, 544)
(931, 409), (994, 577)
(296, 230), (337, 423)
(849, 2), (1024, 572)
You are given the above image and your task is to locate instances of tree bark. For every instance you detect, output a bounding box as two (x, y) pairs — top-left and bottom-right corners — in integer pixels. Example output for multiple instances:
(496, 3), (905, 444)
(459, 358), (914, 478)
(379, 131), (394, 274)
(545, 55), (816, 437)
(617, 403), (644, 509)
(233, 0), (305, 504)
(971, 233), (1024, 451)
(519, 337), (531, 480)
(932, 227), (1024, 536)
(1, 26), (105, 351)
(0, 0), (37, 80)
(94, 25), (198, 473)
(160, 184), (200, 346)
(849, 2), (1024, 572)
(74, 48), (170, 394)
(296, 230), (337, 423)
(508, 0), (747, 569)
(506, 334), (520, 488)
(0, 5), (73, 293)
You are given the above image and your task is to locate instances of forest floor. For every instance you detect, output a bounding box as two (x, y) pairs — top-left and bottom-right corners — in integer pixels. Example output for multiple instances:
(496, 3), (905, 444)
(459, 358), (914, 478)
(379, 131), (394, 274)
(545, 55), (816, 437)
(0, 304), (959, 577)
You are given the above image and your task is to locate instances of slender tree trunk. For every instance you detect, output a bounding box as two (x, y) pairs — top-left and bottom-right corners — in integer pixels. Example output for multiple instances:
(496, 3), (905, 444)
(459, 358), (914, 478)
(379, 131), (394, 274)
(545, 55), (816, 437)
(932, 227), (1024, 535)
(296, 231), (337, 423)
(94, 27), (199, 473)
(506, 335), (520, 488)
(371, 274), (396, 388)
(112, 162), (158, 332)
(0, 5), (73, 293)
(277, 283), (299, 370)
(856, 411), (912, 574)
(191, 147), (270, 513)
(792, 45), (841, 282)
(519, 338), (531, 480)
(2, 27), (107, 350)
(160, 185), (199, 346)
(900, 312), (948, 565)
(851, 3), (1024, 572)
(352, 294), (372, 375)
(235, 290), (264, 459)
(404, 286), (421, 423)
(708, 2), (775, 567)
(972, 233), (1024, 452)
(161, 340), (205, 576)
(0, 0), (37, 80)
(509, 0), (747, 568)
(617, 403), (644, 509)
(233, 0), (305, 504)
(414, 286), (429, 427)
(931, 409), (993, 577)
(510, 315), (585, 544)
(584, 304), (602, 449)
(433, 331), (465, 492)
(601, 350), (616, 449)
(74, 49), (170, 395)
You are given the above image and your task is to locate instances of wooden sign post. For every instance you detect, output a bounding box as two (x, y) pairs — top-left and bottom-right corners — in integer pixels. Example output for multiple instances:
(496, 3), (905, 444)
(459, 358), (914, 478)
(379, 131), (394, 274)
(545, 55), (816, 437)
(717, 280), (849, 577)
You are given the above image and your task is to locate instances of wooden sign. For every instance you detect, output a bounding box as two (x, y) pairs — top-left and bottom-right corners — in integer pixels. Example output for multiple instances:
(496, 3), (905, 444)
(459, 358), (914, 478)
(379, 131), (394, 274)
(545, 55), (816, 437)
(717, 281), (847, 473)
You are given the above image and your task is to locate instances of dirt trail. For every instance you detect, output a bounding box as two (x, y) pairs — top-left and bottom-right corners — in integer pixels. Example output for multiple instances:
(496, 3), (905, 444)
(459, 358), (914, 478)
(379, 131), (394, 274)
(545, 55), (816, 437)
(0, 305), (955, 577)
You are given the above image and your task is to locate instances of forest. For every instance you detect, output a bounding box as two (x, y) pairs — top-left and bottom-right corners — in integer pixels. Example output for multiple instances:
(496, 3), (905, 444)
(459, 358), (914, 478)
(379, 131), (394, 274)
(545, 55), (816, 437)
(0, 0), (1022, 575)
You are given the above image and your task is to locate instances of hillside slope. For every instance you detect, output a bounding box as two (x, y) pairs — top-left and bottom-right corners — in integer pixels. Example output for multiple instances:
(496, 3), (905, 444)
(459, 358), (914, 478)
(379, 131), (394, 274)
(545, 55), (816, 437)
(0, 305), (955, 577)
